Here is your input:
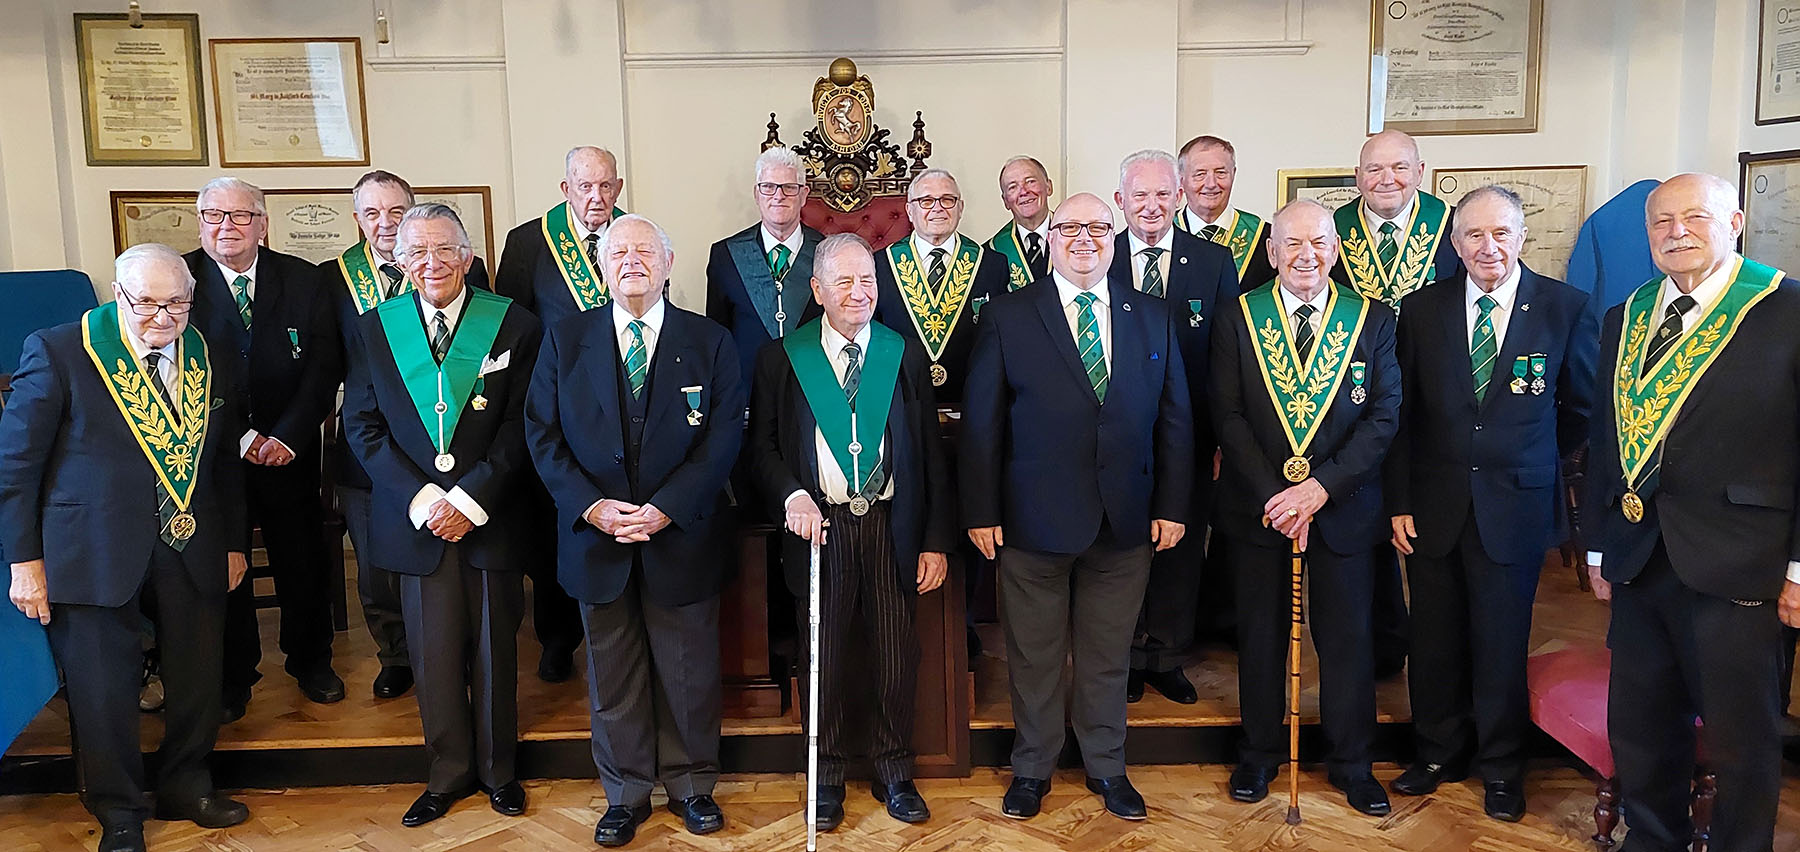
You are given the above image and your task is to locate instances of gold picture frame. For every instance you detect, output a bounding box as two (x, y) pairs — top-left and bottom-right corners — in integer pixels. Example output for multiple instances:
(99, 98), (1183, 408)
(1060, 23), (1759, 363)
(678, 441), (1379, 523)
(1369, 0), (1544, 136)
(210, 37), (371, 168)
(1431, 165), (1589, 278)
(1276, 168), (1360, 212)
(74, 14), (209, 166)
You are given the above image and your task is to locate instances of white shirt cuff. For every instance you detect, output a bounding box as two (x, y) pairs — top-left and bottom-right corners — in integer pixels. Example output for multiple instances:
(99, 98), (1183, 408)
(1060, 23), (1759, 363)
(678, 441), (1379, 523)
(1787, 561), (1800, 585)
(444, 486), (490, 527)
(239, 430), (260, 457)
(783, 489), (809, 510)
(409, 484), (448, 529)
(1585, 551), (1602, 567)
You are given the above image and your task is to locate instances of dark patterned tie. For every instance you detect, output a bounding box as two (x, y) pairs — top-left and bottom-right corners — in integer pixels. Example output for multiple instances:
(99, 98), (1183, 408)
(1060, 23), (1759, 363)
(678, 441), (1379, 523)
(379, 263), (404, 298)
(1140, 247), (1166, 298)
(1376, 221), (1400, 271)
(1075, 292), (1108, 402)
(927, 248), (948, 292)
(230, 275), (252, 328)
(145, 352), (178, 423)
(1024, 232), (1045, 273)
(842, 341), (862, 409)
(1200, 224), (1225, 243)
(1470, 295), (1500, 400)
(430, 311), (450, 363)
(1292, 303), (1317, 363)
(584, 233), (600, 270)
(1644, 295), (1697, 370)
(145, 352), (185, 550)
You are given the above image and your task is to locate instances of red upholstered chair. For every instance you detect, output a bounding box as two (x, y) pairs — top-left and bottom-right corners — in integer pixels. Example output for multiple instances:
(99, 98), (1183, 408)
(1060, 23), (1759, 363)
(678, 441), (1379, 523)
(802, 197), (912, 250)
(1527, 647), (1714, 851)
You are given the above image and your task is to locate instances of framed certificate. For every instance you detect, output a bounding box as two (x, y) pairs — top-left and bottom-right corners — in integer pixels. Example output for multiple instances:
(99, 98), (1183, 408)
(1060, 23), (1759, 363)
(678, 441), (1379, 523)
(1370, 0), (1544, 135)
(1431, 165), (1588, 278)
(210, 37), (370, 167)
(263, 186), (494, 264)
(1739, 150), (1800, 274)
(74, 14), (209, 166)
(111, 191), (203, 255)
(1276, 168), (1360, 212)
(1756, 1), (1800, 125)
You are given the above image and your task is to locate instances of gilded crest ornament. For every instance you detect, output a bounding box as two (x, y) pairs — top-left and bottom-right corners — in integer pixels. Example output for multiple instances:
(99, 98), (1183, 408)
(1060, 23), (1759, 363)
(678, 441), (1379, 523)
(759, 58), (932, 213)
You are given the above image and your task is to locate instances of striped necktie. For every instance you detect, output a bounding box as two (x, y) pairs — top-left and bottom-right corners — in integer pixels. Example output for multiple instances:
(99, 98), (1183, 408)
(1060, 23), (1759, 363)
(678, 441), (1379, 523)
(624, 320), (649, 399)
(584, 233), (600, 270)
(230, 274), (252, 328)
(1376, 221), (1400, 272)
(379, 263), (404, 298)
(429, 311), (450, 363)
(769, 244), (792, 282)
(1471, 294), (1500, 400)
(1074, 291), (1108, 402)
(841, 341), (861, 409)
(1200, 224), (1225, 243)
(1292, 303), (1317, 363)
(1644, 295), (1697, 371)
(1140, 247), (1166, 298)
(927, 248), (948, 292)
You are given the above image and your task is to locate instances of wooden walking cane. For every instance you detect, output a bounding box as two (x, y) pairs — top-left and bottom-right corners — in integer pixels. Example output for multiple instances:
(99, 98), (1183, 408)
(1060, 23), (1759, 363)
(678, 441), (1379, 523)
(1286, 537), (1305, 826)
(806, 539), (822, 851)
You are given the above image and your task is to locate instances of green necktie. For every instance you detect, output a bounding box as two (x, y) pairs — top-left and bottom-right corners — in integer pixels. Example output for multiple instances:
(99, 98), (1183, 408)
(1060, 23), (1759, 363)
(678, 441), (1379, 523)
(230, 274), (252, 328)
(1140, 247), (1166, 298)
(378, 263), (405, 299)
(145, 353), (186, 551)
(1074, 291), (1108, 402)
(1376, 221), (1400, 272)
(1471, 294), (1499, 400)
(429, 311), (450, 363)
(624, 320), (649, 399)
(927, 247), (948, 292)
(1292, 303), (1317, 364)
(841, 341), (862, 409)
(769, 244), (793, 282)
(1199, 224), (1225, 244)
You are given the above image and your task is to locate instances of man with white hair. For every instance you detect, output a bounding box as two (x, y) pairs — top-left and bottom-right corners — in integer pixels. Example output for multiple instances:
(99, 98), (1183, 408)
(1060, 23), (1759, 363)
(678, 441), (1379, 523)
(526, 215), (744, 846)
(706, 145), (826, 389)
(184, 176), (345, 719)
(1, 244), (252, 852)
(345, 204), (541, 827)
(989, 155), (1056, 290)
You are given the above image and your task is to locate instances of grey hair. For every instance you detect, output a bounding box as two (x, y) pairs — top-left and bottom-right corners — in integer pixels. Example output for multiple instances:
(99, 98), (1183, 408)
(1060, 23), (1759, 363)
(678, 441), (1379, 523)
(755, 146), (805, 182)
(1270, 197), (1337, 236)
(997, 155), (1050, 187)
(908, 167), (960, 198)
(196, 176), (266, 215)
(1117, 149), (1178, 191)
(395, 203), (470, 255)
(565, 145), (617, 177)
(1455, 185), (1526, 230)
(598, 214), (674, 267)
(114, 243), (196, 294)
(813, 233), (874, 281)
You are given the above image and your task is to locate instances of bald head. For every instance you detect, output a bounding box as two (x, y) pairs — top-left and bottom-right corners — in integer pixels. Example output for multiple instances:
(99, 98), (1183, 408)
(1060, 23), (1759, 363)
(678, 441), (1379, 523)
(1267, 199), (1339, 298)
(1646, 173), (1743, 287)
(562, 146), (623, 232)
(1048, 193), (1117, 288)
(1357, 129), (1425, 221)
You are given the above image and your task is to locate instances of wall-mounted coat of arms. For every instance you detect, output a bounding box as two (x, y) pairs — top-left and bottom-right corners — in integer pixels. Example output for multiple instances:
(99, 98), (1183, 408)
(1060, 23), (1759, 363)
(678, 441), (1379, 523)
(761, 57), (932, 213)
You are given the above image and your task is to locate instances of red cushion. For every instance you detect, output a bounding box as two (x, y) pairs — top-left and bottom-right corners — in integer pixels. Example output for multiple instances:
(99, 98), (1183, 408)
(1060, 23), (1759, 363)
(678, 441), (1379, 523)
(1528, 647), (1615, 777)
(802, 198), (913, 250)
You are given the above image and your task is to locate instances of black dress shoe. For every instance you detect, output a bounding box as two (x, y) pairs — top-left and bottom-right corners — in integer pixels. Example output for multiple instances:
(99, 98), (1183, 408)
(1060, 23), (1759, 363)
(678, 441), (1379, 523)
(154, 793), (249, 828)
(1331, 773), (1392, 817)
(967, 626), (983, 670)
(594, 804), (649, 847)
(401, 786), (477, 827)
(488, 780), (526, 816)
(1126, 669), (1146, 703)
(1001, 776), (1051, 819)
(1085, 775), (1147, 820)
(1483, 779), (1525, 822)
(537, 650), (575, 683)
(668, 794), (725, 835)
(813, 784), (846, 832)
(1142, 668), (1199, 704)
(1390, 761), (1468, 796)
(1374, 656), (1407, 681)
(97, 821), (146, 852)
(294, 667), (346, 704)
(372, 666), (414, 700)
(220, 685), (251, 725)
(872, 780), (930, 823)
(1229, 763), (1278, 803)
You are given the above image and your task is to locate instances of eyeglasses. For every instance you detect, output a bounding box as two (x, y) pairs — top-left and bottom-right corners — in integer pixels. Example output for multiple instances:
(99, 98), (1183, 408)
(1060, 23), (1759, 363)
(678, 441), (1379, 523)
(115, 287), (193, 317)
(399, 245), (470, 264)
(910, 195), (960, 210)
(198, 209), (262, 226)
(1051, 221), (1114, 238)
(756, 182), (805, 198)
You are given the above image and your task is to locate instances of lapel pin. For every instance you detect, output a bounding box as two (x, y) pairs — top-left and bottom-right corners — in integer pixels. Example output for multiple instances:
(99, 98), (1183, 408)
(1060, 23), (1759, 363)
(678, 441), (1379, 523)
(1122, 302), (1133, 312)
(1179, 256), (1189, 264)
(1520, 303), (1530, 311)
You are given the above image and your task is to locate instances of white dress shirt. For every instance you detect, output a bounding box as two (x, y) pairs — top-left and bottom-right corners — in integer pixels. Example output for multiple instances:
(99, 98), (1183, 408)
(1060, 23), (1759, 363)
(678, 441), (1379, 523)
(121, 321), (178, 390)
(783, 320), (895, 509)
(760, 223), (804, 261)
(1181, 206), (1236, 236)
(1126, 228), (1175, 292)
(1054, 271), (1112, 372)
(1014, 220), (1050, 252)
(405, 286), (490, 530)
(912, 232), (959, 273)
(1277, 283), (1331, 341)
(1466, 264), (1523, 350)
(581, 298), (669, 522)
(1364, 194), (1418, 237)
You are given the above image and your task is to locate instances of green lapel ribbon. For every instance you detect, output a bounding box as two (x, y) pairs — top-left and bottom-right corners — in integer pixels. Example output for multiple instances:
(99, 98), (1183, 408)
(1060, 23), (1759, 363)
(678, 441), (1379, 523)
(376, 288), (511, 456)
(1334, 191), (1450, 307)
(1239, 282), (1371, 457)
(783, 319), (903, 497)
(81, 304), (212, 511)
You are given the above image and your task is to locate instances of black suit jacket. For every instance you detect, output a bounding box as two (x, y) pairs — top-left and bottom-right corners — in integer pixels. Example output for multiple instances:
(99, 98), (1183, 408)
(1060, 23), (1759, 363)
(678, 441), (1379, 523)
(344, 293), (541, 576)
(1329, 196), (1464, 296)
(704, 223), (826, 389)
(749, 329), (955, 598)
(1209, 284), (1400, 556)
(960, 275), (1194, 554)
(185, 247), (340, 459)
(1585, 272), (1800, 601)
(1386, 268), (1598, 567)
(872, 236), (1010, 404)
(0, 321), (249, 607)
(1111, 229), (1238, 522)
(525, 303), (744, 607)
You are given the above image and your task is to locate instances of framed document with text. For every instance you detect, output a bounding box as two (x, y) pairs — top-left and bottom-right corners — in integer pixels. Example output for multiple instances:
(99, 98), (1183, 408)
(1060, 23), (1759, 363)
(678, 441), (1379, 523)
(1432, 165), (1587, 278)
(1739, 150), (1800, 274)
(1276, 168), (1360, 212)
(210, 37), (369, 167)
(1757, 1), (1800, 125)
(74, 14), (208, 166)
(111, 192), (202, 255)
(1370, 0), (1543, 135)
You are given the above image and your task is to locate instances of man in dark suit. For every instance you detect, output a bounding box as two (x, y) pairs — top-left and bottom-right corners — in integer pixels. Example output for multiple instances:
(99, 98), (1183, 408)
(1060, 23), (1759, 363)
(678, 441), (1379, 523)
(344, 204), (540, 828)
(1175, 135), (1275, 291)
(1, 244), (251, 852)
(1211, 198), (1400, 817)
(525, 215), (744, 847)
(493, 146), (625, 680)
(185, 177), (344, 718)
(751, 233), (955, 831)
(1585, 173), (1800, 852)
(1386, 186), (1597, 820)
(988, 155), (1055, 292)
(705, 144), (825, 391)
(963, 192), (1193, 821)
(1108, 149), (1237, 706)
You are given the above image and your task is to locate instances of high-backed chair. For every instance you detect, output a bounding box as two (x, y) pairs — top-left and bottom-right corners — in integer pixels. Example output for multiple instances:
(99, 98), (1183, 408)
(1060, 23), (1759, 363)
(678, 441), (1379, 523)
(0, 270), (101, 394)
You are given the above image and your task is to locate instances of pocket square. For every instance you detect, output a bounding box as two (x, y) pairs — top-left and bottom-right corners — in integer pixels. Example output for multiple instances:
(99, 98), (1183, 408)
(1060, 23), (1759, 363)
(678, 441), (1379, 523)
(478, 350), (511, 376)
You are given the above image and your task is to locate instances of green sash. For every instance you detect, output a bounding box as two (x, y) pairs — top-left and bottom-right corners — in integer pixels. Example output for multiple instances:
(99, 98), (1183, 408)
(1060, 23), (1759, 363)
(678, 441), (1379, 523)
(376, 288), (511, 457)
(987, 221), (1034, 292)
(540, 201), (624, 312)
(1238, 282), (1371, 458)
(336, 240), (406, 315)
(1612, 256), (1784, 489)
(783, 319), (902, 497)
(1334, 192), (1449, 306)
(80, 304), (212, 511)
(886, 235), (983, 363)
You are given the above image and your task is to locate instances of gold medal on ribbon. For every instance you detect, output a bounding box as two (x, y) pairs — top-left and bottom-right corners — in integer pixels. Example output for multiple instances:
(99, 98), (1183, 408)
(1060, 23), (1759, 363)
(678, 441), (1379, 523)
(170, 512), (197, 541)
(1621, 491), (1644, 524)
(1283, 456), (1311, 483)
(929, 363), (947, 387)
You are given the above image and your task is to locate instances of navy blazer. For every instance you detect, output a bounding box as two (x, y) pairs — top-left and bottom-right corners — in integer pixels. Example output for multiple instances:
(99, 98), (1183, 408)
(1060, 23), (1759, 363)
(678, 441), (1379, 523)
(1386, 268), (1598, 569)
(494, 216), (610, 333)
(1209, 284), (1400, 556)
(959, 275), (1194, 554)
(524, 303), (744, 608)
(0, 321), (249, 607)
(704, 223), (826, 389)
(748, 330), (955, 597)
(344, 292), (541, 576)
(872, 236), (1011, 405)
(1110, 228), (1238, 522)
(1330, 195), (1464, 296)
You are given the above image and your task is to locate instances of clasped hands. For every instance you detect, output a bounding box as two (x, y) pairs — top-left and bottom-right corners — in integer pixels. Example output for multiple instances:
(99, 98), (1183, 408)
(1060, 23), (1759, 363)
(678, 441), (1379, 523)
(1263, 478), (1329, 552)
(242, 434), (295, 466)
(586, 498), (671, 543)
